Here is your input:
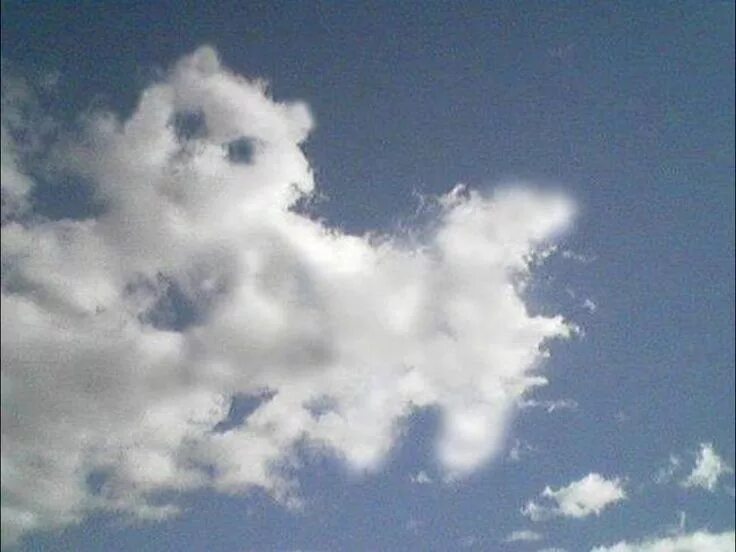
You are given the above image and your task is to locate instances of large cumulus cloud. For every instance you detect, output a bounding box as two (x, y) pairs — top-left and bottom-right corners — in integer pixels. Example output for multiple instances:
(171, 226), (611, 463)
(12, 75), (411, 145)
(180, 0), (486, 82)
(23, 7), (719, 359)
(591, 530), (736, 552)
(1, 47), (575, 545)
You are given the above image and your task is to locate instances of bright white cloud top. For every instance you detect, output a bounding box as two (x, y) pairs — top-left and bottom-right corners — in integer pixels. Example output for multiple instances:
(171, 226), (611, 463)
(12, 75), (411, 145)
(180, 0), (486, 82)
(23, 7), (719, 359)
(0, 47), (577, 544)
(590, 529), (736, 552)
(522, 473), (626, 521)
(681, 443), (733, 492)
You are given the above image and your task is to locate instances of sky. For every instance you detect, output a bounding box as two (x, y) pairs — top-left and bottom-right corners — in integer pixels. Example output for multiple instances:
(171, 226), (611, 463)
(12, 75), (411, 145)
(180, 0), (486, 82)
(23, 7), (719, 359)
(0, 2), (734, 551)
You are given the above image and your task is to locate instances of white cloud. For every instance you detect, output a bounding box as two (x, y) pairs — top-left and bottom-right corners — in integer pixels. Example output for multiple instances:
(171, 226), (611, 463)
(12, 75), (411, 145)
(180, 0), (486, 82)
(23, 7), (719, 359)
(409, 471), (432, 484)
(590, 530), (735, 552)
(522, 473), (626, 521)
(681, 443), (733, 492)
(505, 529), (543, 542)
(1, 46), (577, 545)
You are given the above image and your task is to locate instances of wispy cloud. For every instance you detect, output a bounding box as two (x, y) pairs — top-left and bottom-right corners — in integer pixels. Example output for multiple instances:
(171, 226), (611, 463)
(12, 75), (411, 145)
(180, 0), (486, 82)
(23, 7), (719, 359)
(653, 454), (682, 485)
(582, 298), (597, 313)
(518, 398), (579, 414)
(504, 529), (543, 542)
(681, 443), (733, 492)
(507, 438), (537, 463)
(652, 443), (733, 493)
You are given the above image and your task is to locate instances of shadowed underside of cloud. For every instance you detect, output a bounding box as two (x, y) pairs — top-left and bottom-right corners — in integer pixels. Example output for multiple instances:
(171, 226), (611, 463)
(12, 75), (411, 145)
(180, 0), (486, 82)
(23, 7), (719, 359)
(0, 46), (576, 545)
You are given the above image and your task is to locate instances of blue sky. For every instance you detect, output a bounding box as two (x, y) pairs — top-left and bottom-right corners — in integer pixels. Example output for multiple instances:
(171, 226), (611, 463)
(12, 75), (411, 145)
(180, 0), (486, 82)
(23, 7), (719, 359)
(1, 2), (734, 551)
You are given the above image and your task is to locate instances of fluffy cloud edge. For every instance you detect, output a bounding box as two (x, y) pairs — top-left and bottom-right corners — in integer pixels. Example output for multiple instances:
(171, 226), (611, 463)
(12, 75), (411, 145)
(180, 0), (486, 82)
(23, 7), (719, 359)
(590, 529), (735, 552)
(522, 473), (626, 521)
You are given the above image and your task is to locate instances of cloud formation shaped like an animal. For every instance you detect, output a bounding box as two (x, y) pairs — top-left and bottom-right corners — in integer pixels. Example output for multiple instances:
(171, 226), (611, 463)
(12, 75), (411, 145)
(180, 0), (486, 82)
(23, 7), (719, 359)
(1, 47), (575, 545)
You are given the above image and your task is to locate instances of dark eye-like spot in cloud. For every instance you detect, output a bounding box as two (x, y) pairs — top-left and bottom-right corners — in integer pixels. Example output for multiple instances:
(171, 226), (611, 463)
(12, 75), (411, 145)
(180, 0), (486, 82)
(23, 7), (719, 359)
(85, 469), (111, 496)
(171, 110), (207, 141)
(305, 395), (339, 419)
(226, 137), (255, 164)
(29, 173), (104, 221)
(214, 391), (277, 433)
(126, 274), (202, 332)
(143, 276), (200, 332)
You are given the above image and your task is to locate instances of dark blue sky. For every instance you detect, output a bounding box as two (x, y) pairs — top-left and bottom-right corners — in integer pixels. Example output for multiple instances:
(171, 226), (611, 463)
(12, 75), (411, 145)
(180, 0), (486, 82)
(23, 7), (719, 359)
(2, 2), (734, 551)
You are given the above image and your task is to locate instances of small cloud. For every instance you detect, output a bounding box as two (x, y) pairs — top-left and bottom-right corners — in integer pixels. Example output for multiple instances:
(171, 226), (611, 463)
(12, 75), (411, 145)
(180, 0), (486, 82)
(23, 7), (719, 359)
(582, 298), (597, 313)
(504, 529), (543, 542)
(522, 473), (626, 521)
(681, 443), (733, 492)
(508, 439), (537, 463)
(409, 470), (432, 484)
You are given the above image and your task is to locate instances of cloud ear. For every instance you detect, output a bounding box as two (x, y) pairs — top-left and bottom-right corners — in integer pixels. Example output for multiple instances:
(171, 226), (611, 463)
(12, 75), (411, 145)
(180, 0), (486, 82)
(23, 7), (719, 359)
(179, 45), (221, 76)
